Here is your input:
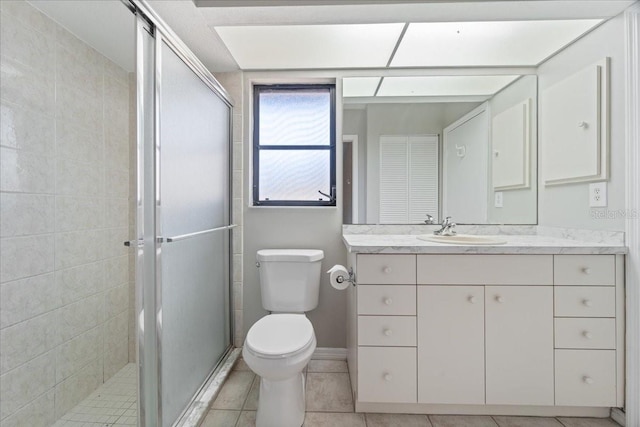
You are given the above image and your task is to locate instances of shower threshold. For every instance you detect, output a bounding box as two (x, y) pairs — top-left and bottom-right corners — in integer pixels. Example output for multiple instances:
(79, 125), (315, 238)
(53, 363), (137, 427)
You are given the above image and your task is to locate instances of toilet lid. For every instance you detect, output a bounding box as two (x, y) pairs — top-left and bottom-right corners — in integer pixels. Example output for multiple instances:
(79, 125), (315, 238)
(245, 314), (314, 357)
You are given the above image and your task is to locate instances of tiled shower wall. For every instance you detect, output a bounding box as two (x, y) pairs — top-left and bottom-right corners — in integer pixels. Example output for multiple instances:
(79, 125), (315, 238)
(0, 1), (132, 426)
(213, 71), (244, 348)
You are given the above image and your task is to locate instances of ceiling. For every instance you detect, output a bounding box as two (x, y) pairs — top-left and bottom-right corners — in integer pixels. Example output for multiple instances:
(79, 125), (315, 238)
(26, 0), (637, 75)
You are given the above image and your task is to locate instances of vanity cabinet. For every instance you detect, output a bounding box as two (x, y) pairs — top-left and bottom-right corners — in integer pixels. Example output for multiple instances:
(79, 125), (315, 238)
(348, 252), (624, 416)
(484, 286), (554, 405)
(417, 286), (485, 404)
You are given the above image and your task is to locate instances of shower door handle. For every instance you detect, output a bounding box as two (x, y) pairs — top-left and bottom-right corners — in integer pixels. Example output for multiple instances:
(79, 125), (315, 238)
(161, 224), (238, 243)
(123, 239), (144, 247)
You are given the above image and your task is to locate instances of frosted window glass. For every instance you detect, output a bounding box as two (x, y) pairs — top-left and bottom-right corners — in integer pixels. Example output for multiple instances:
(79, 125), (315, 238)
(259, 150), (330, 201)
(259, 92), (330, 146)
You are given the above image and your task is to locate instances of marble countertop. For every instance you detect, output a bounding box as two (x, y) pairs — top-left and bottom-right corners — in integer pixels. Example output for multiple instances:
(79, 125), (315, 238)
(342, 233), (628, 254)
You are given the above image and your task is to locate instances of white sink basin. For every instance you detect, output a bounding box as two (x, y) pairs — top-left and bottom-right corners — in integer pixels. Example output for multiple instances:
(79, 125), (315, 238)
(417, 234), (507, 245)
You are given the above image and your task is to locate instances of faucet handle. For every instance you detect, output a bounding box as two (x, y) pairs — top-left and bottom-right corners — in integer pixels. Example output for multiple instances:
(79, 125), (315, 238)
(424, 214), (435, 224)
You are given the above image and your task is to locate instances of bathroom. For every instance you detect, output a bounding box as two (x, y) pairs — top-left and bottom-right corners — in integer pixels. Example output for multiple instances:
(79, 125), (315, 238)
(0, 0), (639, 427)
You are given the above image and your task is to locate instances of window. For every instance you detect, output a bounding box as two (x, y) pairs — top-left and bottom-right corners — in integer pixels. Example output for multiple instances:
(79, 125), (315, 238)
(253, 84), (336, 206)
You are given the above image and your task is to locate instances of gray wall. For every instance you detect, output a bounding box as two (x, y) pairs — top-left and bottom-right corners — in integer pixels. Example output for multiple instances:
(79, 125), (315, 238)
(537, 14), (627, 231)
(343, 108), (367, 223)
(487, 75), (538, 224)
(241, 72), (348, 348)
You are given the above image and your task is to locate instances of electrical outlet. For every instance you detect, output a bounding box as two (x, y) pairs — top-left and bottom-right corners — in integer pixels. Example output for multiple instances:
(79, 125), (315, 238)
(494, 192), (503, 208)
(589, 182), (607, 207)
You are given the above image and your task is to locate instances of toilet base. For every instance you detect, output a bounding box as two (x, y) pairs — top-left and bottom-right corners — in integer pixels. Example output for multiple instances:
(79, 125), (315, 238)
(256, 372), (305, 427)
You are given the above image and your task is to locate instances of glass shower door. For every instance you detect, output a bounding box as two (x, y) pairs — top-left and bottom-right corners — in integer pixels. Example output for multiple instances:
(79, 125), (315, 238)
(156, 39), (232, 427)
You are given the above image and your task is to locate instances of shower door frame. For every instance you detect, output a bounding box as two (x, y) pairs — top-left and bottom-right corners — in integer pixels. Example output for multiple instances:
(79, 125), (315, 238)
(126, 1), (236, 425)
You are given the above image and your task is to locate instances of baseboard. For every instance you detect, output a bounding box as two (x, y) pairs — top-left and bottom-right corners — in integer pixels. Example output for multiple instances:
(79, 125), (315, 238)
(312, 347), (347, 360)
(611, 408), (626, 426)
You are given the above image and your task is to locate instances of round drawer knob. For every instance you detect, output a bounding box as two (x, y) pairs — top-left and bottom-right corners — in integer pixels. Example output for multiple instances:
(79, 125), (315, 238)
(583, 376), (594, 385)
(468, 296), (477, 304)
(582, 267), (591, 275)
(383, 329), (393, 336)
(383, 373), (393, 382)
(383, 267), (392, 274)
(496, 296), (505, 303)
(583, 299), (593, 307)
(384, 298), (393, 306)
(583, 331), (593, 339)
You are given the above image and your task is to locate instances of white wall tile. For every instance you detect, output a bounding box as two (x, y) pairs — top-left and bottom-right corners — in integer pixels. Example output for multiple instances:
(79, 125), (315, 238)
(0, 311), (58, 374)
(0, 350), (55, 420)
(0, 193), (54, 237)
(55, 230), (103, 270)
(56, 262), (104, 306)
(57, 293), (103, 343)
(104, 312), (128, 380)
(105, 167), (130, 197)
(104, 256), (129, 289)
(0, 389), (55, 427)
(55, 196), (104, 232)
(0, 235), (54, 283)
(0, 56), (55, 115)
(0, 13), (55, 75)
(103, 227), (130, 260)
(55, 120), (103, 165)
(54, 356), (102, 419)
(0, 273), (57, 328)
(0, 1), (57, 37)
(55, 158), (104, 197)
(105, 284), (128, 319)
(104, 197), (129, 229)
(0, 101), (55, 155)
(0, 147), (55, 193)
(55, 326), (102, 383)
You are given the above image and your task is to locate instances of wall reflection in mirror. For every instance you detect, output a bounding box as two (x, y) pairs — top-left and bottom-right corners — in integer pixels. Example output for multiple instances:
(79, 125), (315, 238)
(342, 74), (537, 225)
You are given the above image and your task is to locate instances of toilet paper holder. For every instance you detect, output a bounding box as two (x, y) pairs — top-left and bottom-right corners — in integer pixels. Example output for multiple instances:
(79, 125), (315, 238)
(335, 267), (356, 286)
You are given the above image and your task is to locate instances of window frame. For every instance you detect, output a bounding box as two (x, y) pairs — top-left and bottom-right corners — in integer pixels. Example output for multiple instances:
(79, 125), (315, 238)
(252, 83), (337, 207)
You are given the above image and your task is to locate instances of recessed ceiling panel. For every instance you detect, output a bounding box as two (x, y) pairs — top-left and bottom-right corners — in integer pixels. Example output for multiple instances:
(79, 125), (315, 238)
(215, 23), (404, 69)
(391, 20), (602, 67)
(343, 77), (381, 97)
(377, 75), (521, 97)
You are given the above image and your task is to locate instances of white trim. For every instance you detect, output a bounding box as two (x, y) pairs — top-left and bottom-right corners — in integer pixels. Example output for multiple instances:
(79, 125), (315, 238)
(312, 347), (347, 360)
(343, 135), (359, 223)
(612, 408), (626, 426)
(624, 4), (640, 427)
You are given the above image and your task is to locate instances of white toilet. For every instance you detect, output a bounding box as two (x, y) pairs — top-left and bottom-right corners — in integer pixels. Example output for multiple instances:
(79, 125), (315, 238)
(242, 249), (324, 427)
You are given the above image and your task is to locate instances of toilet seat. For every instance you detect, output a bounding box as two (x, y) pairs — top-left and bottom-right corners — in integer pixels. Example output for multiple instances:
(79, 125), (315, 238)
(245, 314), (315, 359)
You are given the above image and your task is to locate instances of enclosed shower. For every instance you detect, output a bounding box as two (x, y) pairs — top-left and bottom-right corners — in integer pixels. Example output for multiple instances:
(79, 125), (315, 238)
(0, 1), (235, 426)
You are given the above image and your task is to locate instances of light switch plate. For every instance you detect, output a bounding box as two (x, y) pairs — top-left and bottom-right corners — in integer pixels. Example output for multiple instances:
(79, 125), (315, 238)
(494, 192), (503, 208)
(589, 182), (607, 207)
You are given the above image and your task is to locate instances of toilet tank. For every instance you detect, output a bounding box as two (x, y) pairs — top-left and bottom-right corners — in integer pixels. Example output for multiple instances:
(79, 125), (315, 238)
(256, 249), (324, 313)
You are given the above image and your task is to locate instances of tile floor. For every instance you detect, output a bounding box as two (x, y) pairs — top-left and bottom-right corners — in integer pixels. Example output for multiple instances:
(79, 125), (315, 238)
(52, 363), (138, 427)
(203, 359), (622, 427)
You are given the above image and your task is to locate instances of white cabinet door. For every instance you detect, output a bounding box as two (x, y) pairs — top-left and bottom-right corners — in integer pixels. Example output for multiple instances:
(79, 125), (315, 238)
(485, 286), (554, 405)
(417, 286), (485, 404)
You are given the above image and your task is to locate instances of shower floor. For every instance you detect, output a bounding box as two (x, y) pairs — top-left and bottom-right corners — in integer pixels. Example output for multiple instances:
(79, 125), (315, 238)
(53, 363), (138, 427)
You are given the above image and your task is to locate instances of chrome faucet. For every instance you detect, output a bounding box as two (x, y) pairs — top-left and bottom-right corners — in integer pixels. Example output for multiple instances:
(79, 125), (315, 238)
(424, 214), (436, 225)
(434, 216), (457, 236)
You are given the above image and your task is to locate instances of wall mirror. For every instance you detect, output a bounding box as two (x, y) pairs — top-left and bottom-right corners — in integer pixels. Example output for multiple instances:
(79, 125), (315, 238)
(342, 74), (537, 225)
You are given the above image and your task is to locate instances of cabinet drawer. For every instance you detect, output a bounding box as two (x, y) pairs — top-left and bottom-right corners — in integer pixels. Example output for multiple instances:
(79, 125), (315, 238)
(417, 255), (553, 285)
(555, 349), (616, 406)
(358, 285), (415, 315)
(357, 255), (416, 285)
(358, 316), (416, 346)
(555, 287), (615, 317)
(555, 318), (616, 349)
(358, 347), (417, 403)
(554, 255), (615, 286)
